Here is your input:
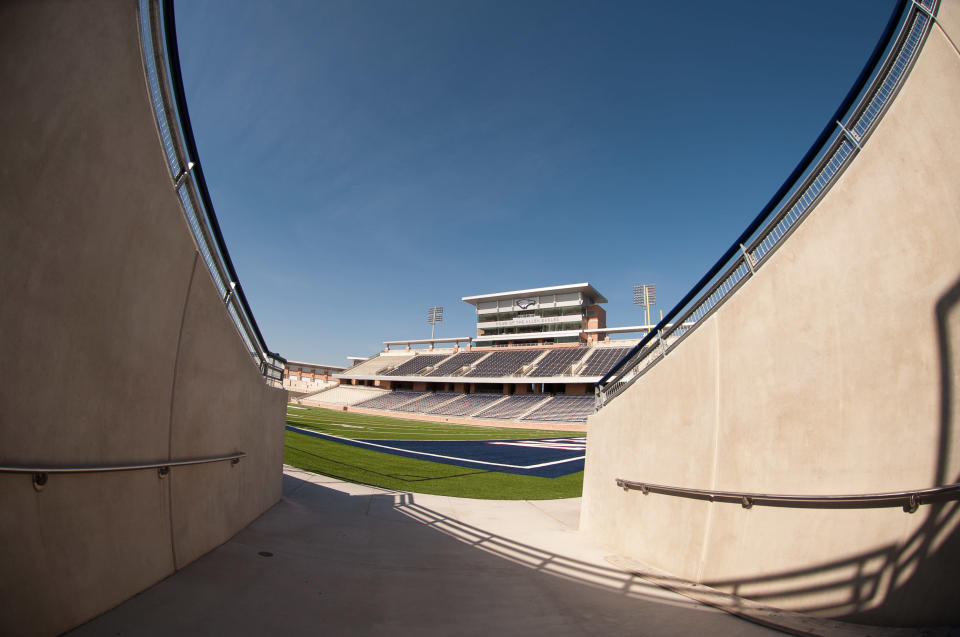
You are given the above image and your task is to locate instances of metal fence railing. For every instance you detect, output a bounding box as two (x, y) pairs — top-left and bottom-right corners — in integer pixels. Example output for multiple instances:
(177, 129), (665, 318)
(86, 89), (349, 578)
(596, 0), (937, 410)
(138, 0), (285, 386)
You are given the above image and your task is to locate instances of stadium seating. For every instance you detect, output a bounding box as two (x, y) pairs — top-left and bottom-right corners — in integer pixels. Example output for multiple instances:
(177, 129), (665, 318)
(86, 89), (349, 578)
(384, 355), (448, 376)
(474, 394), (550, 419)
(302, 385), (388, 406)
(425, 351), (487, 377)
(394, 392), (460, 412)
(344, 354), (414, 376)
(328, 386), (592, 424)
(424, 393), (505, 416)
(464, 349), (543, 377)
(527, 347), (589, 376)
(354, 391), (426, 410)
(285, 378), (338, 394)
(522, 395), (594, 423)
(579, 347), (631, 376)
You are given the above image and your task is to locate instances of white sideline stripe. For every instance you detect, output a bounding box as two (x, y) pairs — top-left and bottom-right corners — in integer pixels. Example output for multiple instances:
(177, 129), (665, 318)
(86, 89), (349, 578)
(288, 420), (572, 436)
(287, 405), (307, 410)
(287, 426), (585, 470)
(488, 441), (586, 451)
(287, 419), (570, 437)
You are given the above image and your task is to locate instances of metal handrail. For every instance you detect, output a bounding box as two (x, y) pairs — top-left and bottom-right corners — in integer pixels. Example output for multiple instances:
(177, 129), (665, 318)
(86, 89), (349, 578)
(615, 478), (960, 513)
(0, 453), (245, 474)
(2, 452), (246, 491)
(138, 0), (286, 386)
(595, 0), (938, 409)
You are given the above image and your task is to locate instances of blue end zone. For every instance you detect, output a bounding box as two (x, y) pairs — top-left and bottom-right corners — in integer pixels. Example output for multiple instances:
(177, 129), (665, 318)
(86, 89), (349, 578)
(286, 425), (585, 477)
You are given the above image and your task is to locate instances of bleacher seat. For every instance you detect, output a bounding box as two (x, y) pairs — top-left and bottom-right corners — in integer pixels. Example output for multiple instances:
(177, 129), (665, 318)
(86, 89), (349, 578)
(343, 354), (414, 376)
(354, 391), (426, 410)
(464, 349), (542, 377)
(394, 392), (459, 413)
(579, 347), (631, 377)
(301, 385), (388, 406)
(424, 393), (504, 416)
(527, 348), (589, 376)
(474, 394), (550, 419)
(425, 351), (487, 377)
(384, 355), (448, 376)
(522, 395), (594, 422)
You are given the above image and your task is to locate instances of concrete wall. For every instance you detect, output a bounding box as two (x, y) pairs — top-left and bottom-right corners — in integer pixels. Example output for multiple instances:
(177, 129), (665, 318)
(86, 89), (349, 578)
(582, 3), (960, 627)
(0, 1), (286, 634)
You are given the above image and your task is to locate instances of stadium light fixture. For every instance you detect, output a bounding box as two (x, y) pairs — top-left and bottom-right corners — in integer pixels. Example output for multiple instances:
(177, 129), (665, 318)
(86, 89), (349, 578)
(633, 284), (657, 327)
(427, 306), (443, 340)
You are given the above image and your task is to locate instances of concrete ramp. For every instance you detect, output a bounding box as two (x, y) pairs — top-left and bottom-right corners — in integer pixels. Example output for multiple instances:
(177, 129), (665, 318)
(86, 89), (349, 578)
(583, 0), (960, 626)
(69, 468), (788, 637)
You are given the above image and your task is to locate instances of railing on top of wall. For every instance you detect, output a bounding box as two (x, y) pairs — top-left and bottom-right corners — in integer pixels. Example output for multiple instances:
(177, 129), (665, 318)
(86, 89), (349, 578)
(138, 0), (285, 387)
(596, 0), (938, 411)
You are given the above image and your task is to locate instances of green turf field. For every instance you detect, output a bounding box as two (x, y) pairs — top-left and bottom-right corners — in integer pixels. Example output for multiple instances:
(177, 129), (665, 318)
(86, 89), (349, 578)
(284, 405), (585, 500)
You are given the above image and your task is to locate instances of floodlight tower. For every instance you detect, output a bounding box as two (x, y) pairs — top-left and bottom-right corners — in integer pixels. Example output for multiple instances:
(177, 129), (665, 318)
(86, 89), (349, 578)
(633, 284), (657, 328)
(427, 306), (443, 340)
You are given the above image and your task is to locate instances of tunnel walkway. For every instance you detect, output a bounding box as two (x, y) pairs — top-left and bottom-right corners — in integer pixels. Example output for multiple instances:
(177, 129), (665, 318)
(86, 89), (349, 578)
(69, 467), (784, 636)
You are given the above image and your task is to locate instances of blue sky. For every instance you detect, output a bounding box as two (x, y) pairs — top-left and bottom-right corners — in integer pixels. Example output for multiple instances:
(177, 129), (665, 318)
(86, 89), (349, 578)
(174, 0), (898, 366)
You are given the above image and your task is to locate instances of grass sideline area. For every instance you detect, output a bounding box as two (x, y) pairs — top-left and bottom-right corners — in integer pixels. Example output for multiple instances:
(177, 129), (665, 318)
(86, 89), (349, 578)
(284, 405), (585, 500)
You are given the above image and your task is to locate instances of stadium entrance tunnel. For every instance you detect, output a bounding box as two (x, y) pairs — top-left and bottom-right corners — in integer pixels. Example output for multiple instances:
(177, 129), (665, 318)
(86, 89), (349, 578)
(4, 0), (960, 632)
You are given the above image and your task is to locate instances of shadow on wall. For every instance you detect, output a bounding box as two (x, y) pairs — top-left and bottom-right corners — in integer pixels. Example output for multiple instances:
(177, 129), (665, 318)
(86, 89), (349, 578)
(693, 273), (960, 625)
(845, 271), (960, 623)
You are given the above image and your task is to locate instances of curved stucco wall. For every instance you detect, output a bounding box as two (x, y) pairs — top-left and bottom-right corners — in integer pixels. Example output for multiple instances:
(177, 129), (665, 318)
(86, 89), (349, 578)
(582, 3), (960, 627)
(0, 1), (286, 634)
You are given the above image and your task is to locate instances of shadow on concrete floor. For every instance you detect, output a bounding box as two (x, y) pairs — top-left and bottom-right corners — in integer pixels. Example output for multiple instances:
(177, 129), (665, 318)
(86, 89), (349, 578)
(69, 470), (780, 637)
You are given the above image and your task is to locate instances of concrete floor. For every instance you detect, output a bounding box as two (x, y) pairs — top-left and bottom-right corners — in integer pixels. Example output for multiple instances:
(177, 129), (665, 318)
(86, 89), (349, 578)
(69, 467), (783, 636)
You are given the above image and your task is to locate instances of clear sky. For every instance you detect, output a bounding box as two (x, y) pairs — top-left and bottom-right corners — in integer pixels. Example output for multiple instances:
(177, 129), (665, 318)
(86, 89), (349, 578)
(174, 0), (898, 366)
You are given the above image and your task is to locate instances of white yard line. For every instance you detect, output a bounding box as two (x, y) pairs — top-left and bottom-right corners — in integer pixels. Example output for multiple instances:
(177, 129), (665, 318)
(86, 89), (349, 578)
(287, 426), (585, 470)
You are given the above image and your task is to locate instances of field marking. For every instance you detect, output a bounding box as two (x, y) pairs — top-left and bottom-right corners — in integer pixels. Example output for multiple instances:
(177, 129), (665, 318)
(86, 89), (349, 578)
(287, 409), (576, 435)
(286, 426), (585, 470)
(488, 438), (587, 451)
(286, 418), (575, 438)
(287, 420), (576, 437)
(287, 405), (307, 410)
(287, 423), (569, 441)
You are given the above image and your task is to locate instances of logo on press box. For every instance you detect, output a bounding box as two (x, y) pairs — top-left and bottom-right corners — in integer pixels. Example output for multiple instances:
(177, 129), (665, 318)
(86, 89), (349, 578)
(515, 298), (536, 310)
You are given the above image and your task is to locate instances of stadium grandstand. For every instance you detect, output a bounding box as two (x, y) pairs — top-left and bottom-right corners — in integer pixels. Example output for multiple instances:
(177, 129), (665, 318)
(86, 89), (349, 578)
(308, 283), (659, 424)
(282, 360), (346, 396)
